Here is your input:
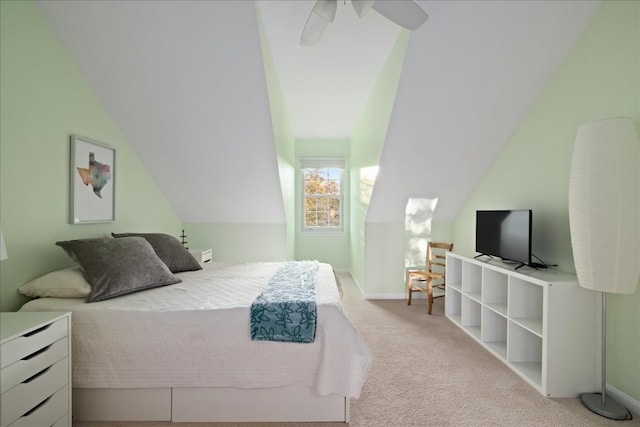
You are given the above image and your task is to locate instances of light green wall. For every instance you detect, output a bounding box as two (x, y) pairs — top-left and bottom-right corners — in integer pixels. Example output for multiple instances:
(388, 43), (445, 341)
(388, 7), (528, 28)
(182, 223), (286, 263)
(361, 221), (453, 297)
(452, 0), (639, 402)
(257, 6), (295, 260)
(362, 222), (406, 297)
(295, 139), (350, 269)
(0, 1), (181, 311)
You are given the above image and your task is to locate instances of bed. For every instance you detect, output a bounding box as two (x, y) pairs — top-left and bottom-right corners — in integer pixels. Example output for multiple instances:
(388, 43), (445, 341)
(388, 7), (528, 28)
(18, 235), (371, 422)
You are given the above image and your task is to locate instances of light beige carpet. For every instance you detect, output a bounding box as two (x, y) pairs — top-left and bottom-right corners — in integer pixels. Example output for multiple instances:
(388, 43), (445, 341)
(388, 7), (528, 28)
(74, 273), (637, 427)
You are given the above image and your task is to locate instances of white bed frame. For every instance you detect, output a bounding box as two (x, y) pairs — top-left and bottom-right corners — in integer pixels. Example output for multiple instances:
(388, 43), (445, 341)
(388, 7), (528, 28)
(21, 263), (359, 423)
(73, 386), (349, 422)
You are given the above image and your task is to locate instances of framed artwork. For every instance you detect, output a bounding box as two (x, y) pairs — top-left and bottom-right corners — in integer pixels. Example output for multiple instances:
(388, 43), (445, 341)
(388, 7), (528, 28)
(69, 135), (116, 224)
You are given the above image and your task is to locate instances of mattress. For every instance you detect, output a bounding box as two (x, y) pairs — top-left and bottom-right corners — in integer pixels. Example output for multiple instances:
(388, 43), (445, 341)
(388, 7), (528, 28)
(19, 262), (371, 398)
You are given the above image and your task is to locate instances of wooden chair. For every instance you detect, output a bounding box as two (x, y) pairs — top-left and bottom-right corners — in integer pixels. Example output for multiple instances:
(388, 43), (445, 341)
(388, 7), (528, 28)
(407, 241), (454, 314)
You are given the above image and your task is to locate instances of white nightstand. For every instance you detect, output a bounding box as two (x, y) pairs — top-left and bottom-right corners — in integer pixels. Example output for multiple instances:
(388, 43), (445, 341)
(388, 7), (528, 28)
(1, 311), (72, 427)
(190, 248), (212, 263)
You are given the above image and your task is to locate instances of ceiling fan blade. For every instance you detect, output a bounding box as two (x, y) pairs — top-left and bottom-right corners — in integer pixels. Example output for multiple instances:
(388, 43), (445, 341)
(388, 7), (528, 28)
(352, 0), (375, 18)
(300, 0), (338, 46)
(313, 0), (338, 22)
(372, 0), (428, 31)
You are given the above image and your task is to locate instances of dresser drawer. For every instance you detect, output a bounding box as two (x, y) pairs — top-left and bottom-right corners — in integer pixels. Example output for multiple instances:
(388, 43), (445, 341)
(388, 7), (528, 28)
(51, 413), (69, 427)
(8, 385), (68, 427)
(1, 318), (68, 369)
(1, 337), (68, 393)
(1, 357), (68, 427)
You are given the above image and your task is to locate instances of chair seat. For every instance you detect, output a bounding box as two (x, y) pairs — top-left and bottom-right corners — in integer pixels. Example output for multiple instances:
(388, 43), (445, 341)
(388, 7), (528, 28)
(408, 270), (444, 280)
(410, 278), (445, 297)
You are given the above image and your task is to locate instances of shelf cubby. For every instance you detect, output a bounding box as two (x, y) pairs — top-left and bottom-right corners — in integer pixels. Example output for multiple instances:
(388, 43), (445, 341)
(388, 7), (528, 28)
(445, 287), (462, 325)
(446, 256), (462, 288)
(509, 277), (543, 337)
(508, 321), (542, 387)
(481, 307), (507, 360)
(462, 262), (482, 302)
(461, 296), (481, 340)
(482, 268), (508, 316)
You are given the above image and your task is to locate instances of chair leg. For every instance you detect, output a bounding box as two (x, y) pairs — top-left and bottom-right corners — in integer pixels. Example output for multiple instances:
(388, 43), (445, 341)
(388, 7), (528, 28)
(407, 274), (412, 305)
(427, 278), (433, 315)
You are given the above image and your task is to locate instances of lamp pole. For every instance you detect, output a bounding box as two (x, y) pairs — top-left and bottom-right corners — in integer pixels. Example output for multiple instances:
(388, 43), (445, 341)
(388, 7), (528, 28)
(579, 293), (631, 420)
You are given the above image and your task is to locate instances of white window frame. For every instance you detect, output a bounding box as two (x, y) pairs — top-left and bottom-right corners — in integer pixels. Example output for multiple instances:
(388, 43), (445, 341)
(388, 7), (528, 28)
(300, 157), (345, 233)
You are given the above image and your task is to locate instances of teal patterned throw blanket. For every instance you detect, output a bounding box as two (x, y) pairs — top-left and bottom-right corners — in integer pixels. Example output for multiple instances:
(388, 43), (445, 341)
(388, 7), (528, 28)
(250, 260), (319, 343)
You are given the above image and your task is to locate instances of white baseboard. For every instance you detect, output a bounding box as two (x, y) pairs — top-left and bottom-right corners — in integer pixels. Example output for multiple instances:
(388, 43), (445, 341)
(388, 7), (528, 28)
(363, 293), (432, 300)
(333, 270), (420, 300)
(351, 277), (365, 297)
(363, 293), (406, 300)
(607, 384), (640, 416)
(333, 271), (365, 296)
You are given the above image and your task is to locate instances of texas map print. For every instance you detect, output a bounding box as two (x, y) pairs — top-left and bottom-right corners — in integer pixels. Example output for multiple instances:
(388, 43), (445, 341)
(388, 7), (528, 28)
(76, 152), (111, 198)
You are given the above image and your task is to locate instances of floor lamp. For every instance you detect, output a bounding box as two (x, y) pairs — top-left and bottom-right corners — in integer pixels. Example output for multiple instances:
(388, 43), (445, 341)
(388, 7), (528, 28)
(0, 227), (7, 261)
(569, 117), (639, 420)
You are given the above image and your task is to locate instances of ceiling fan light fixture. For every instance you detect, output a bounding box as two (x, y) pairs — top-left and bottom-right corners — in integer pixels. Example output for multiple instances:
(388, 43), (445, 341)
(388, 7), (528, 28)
(352, 0), (375, 18)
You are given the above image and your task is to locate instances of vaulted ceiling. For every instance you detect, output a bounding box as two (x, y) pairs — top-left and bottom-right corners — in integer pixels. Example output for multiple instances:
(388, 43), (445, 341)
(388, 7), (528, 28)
(35, 0), (600, 224)
(258, 1), (402, 139)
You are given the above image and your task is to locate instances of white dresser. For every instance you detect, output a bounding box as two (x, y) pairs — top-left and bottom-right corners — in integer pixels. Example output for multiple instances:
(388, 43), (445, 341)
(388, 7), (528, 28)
(1, 312), (72, 427)
(190, 248), (213, 263)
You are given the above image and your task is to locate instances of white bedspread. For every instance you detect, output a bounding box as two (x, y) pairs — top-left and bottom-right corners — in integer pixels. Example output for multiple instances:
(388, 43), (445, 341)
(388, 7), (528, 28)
(19, 262), (371, 398)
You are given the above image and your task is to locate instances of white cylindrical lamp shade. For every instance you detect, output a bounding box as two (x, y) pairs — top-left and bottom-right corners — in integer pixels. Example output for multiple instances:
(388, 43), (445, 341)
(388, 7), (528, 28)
(569, 117), (640, 294)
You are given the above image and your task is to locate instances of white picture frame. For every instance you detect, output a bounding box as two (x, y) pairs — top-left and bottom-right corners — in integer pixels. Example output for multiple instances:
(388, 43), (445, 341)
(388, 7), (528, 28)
(70, 135), (115, 224)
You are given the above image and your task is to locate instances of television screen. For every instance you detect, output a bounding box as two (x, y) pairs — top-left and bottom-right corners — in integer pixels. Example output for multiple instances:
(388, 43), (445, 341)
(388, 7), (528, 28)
(475, 210), (532, 267)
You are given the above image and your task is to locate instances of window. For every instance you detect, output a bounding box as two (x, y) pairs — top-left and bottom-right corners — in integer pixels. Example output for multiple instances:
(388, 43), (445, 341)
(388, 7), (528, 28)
(300, 158), (345, 231)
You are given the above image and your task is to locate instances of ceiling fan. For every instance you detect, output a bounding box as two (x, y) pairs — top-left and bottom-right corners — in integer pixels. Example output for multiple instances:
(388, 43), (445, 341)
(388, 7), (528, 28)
(300, 0), (429, 46)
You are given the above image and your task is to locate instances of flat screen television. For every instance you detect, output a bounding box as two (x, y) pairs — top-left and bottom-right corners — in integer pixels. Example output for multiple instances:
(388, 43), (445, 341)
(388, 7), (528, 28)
(475, 209), (532, 268)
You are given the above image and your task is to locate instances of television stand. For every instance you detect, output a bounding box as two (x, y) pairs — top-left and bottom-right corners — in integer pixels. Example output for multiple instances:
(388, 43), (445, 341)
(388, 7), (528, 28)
(444, 252), (600, 397)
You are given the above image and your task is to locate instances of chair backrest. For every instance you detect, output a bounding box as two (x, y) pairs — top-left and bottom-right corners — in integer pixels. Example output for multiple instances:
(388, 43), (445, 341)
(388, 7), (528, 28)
(427, 242), (454, 275)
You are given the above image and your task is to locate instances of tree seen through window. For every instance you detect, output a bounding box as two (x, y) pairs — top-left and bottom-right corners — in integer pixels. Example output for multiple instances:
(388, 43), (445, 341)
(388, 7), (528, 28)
(304, 167), (342, 229)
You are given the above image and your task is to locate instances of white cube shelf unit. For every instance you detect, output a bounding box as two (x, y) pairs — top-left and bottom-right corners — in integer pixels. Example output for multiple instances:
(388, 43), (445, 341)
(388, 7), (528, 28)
(445, 252), (601, 397)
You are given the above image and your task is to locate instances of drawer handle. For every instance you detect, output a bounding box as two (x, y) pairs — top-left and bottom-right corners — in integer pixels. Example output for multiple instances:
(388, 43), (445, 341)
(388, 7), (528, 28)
(23, 365), (51, 383)
(23, 323), (52, 337)
(22, 343), (52, 360)
(22, 394), (52, 416)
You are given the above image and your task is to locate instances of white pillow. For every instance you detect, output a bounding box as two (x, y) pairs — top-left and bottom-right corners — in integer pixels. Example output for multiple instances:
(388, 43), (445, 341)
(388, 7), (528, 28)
(19, 267), (91, 298)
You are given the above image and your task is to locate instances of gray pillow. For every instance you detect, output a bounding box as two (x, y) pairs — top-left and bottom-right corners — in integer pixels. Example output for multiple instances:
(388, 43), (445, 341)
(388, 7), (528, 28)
(111, 232), (202, 273)
(56, 237), (181, 303)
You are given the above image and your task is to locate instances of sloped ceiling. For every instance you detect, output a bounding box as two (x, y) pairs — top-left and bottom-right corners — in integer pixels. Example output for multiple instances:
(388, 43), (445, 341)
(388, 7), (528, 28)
(36, 0), (601, 225)
(37, 0), (284, 223)
(368, 0), (601, 222)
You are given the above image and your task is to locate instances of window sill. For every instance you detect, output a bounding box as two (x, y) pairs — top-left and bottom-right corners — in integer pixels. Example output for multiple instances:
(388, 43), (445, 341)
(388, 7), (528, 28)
(301, 228), (346, 236)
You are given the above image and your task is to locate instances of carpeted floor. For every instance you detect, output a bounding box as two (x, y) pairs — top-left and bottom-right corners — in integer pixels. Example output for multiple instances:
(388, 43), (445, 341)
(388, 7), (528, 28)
(74, 273), (637, 427)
